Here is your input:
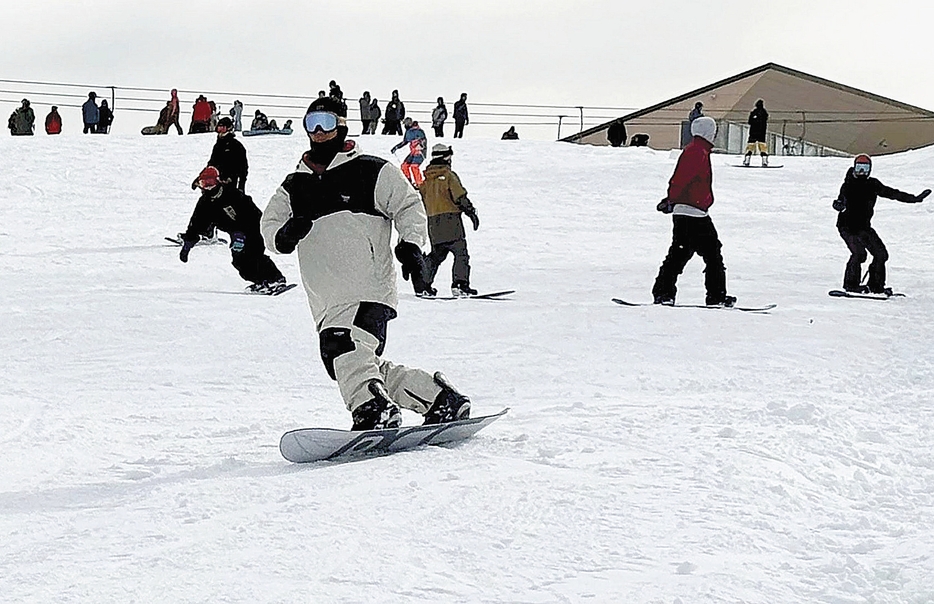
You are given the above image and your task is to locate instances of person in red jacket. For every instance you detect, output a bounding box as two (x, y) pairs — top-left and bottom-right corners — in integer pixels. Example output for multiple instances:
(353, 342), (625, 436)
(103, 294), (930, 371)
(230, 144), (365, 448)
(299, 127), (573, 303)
(45, 106), (62, 134)
(651, 116), (735, 307)
(189, 95), (213, 134)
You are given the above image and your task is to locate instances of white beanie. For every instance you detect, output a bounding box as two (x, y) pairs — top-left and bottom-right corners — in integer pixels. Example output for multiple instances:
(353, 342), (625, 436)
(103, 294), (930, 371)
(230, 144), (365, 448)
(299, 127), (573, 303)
(690, 116), (717, 144)
(431, 143), (453, 158)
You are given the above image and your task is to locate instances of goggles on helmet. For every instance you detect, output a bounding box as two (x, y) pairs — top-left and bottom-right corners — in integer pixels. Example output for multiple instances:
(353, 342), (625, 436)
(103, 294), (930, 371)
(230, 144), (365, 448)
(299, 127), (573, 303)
(853, 162), (871, 176)
(303, 111), (339, 133)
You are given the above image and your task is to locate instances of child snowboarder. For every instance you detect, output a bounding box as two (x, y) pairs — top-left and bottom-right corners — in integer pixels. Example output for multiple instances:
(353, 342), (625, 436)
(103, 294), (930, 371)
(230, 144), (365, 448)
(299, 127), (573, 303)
(832, 154), (930, 294)
(391, 118), (427, 187)
(652, 116), (735, 307)
(179, 166), (287, 294)
(260, 96), (470, 431)
(419, 143), (480, 297)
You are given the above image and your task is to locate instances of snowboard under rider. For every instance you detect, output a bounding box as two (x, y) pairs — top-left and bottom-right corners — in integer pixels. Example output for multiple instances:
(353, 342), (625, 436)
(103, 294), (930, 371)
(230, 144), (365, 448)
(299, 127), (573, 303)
(179, 166), (286, 293)
(419, 143), (480, 297)
(832, 154), (930, 294)
(652, 116), (735, 307)
(259, 95), (471, 431)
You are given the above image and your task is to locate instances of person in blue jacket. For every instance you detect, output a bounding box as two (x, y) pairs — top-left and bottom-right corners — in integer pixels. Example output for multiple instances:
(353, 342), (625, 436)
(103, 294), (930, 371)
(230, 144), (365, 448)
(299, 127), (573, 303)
(391, 118), (427, 186)
(82, 91), (100, 134)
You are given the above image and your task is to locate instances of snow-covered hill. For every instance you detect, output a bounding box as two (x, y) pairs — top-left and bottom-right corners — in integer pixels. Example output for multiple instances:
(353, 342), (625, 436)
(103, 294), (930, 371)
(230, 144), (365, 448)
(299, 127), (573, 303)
(2, 132), (934, 603)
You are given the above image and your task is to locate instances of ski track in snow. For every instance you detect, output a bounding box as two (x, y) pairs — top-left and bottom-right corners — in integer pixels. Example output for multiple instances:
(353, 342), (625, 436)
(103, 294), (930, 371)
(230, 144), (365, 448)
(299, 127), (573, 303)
(2, 134), (934, 603)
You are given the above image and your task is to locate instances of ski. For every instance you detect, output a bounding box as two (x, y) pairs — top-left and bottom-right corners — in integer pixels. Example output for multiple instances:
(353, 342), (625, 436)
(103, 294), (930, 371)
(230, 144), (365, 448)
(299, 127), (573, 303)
(828, 289), (905, 300)
(612, 298), (776, 313)
(164, 235), (228, 246)
(419, 289), (515, 301)
(279, 408), (508, 464)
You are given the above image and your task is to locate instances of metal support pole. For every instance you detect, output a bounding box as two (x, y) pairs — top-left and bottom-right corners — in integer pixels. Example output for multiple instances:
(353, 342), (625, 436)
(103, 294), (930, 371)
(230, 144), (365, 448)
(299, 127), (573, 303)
(557, 115), (566, 140)
(577, 106), (584, 132)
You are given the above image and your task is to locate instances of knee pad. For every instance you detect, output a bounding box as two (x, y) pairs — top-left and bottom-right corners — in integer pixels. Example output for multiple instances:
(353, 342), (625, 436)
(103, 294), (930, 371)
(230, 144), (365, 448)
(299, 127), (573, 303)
(353, 302), (398, 357)
(319, 328), (354, 380)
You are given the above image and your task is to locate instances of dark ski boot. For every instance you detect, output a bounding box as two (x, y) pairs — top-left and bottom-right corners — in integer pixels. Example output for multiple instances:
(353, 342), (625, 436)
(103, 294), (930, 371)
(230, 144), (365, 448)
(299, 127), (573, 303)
(351, 381), (403, 431)
(423, 372), (471, 425)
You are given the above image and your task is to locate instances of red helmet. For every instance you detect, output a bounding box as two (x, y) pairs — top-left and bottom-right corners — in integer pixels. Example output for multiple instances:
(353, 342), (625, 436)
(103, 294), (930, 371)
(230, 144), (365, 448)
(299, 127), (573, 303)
(853, 154), (872, 177)
(197, 166), (220, 189)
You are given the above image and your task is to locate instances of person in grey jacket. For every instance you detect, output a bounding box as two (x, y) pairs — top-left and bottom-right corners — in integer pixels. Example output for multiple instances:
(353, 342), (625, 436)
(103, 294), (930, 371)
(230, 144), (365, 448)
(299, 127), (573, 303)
(358, 91), (372, 135)
(82, 91), (100, 134)
(260, 96), (471, 431)
(368, 98), (381, 134)
(8, 99), (35, 135)
(431, 97), (448, 137)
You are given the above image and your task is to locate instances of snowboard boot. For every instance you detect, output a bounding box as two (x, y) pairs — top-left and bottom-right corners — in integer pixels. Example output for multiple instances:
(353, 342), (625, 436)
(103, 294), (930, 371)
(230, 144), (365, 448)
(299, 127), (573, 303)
(844, 284), (870, 294)
(451, 280), (478, 297)
(706, 295), (736, 308)
(351, 381), (403, 431)
(423, 372), (471, 425)
(742, 153), (751, 167)
(761, 154), (769, 167)
(653, 294), (675, 306)
(868, 286), (894, 296)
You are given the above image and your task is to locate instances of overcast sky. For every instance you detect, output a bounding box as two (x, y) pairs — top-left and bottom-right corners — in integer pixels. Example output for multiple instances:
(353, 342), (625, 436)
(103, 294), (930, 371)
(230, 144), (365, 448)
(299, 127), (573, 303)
(2, 0), (929, 139)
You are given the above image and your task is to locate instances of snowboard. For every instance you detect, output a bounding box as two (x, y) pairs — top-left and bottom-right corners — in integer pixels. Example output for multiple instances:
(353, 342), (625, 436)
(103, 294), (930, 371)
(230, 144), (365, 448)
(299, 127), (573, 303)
(828, 289), (905, 300)
(247, 283), (298, 296)
(421, 289), (516, 301)
(165, 235), (228, 246)
(612, 298), (776, 313)
(279, 408), (508, 463)
(242, 128), (293, 137)
(731, 164), (784, 169)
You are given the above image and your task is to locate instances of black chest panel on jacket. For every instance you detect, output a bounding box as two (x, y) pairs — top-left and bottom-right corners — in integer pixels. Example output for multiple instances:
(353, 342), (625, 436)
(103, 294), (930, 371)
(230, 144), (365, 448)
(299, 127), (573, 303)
(838, 176), (882, 230)
(282, 155), (388, 221)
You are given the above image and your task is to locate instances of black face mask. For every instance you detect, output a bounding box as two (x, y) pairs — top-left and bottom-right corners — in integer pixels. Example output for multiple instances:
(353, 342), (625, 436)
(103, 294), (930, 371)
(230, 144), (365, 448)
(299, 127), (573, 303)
(307, 126), (348, 166)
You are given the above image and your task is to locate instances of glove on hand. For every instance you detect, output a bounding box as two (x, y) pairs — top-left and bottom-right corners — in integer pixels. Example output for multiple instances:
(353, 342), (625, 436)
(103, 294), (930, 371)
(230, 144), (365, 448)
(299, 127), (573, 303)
(915, 189), (931, 203)
(656, 198), (673, 214)
(179, 239), (195, 263)
(230, 232), (246, 253)
(275, 215), (314, 254)
(394, 241), (432, 293)
(465, 210), (480, 231)
(832, 198), (846, 212)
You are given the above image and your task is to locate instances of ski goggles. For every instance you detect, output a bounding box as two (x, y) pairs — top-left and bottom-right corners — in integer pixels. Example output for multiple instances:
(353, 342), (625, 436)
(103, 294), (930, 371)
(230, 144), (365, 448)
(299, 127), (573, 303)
(303, 111), (340, 133)
(853, 162), (871, 176)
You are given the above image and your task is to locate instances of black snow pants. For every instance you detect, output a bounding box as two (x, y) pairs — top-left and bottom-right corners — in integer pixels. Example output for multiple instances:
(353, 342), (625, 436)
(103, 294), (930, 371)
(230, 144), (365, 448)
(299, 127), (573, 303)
(231, 239), (284, 285)
(425, 239), (471, 286)
(839, 226), (888, 292)
(652, 214), (727, 304)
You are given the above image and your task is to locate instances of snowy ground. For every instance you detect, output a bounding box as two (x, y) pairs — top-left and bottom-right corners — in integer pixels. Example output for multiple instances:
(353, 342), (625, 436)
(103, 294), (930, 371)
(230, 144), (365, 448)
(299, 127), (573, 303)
(2, 131), (934, 603)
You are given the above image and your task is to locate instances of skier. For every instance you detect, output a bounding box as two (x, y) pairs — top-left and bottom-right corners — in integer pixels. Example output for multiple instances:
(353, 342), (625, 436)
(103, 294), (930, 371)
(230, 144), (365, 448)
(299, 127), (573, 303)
(382, 90), (405, 135)
(832, 154), (930, 294)
(743, 99), (769, 166)
(207, 117), (248, 192)
(8, 99), (35, 135)
(97, 99), (113, 134)
(359, 91), (372, 135)
(179, 166), (286, 293)
(45, 106), (62, 135)
(652, 116), (735, 307)
(82, 92), (99, 134)
(390, 118), (427, 187)
(431, 97), (447, 138)
(419, 143), (480, 297)
(260, 96), (471, 430)
(606, 119), (626, 147)
(453, 93), (469, 138)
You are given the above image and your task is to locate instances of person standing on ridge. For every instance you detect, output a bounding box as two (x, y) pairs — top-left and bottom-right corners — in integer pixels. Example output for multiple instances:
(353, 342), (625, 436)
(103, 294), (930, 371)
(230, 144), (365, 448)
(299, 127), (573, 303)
(431, 97), (448, 138)
(688, 102), (704, 124)
(419, 143), (480, 297)
(453, 93), (469, 138)
(743, 99), (769, 166)
(8, 99), (35, 135)
(606, 119), (626, 147)
(261, 95), (471, 431)
(391, 117), (427, 187)
(383, 90), (405, 136)
(97, 99), (114, 134)
(359, 91), (373, 135)
(832, 154), (930, 294)
(652, 116), (735, 307)
(229, 100), (244, 131)
(166, 89), (184, 135)
(82, 91), (100, 134)
(45, 106), (62, 135)
(368, 97), (381, 134)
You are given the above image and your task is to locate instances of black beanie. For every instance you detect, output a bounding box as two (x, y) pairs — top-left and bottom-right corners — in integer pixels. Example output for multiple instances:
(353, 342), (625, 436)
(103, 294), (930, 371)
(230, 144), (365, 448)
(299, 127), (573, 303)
(306, 96), (347, 118)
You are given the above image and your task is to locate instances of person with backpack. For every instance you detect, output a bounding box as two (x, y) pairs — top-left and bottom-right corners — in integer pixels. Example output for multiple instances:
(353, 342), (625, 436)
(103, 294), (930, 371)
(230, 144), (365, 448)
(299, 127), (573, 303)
(652, 117), (735, 307)
(832, 154), (930, 294)
(260, 95), (471, 431)
(45, 106), (62, 135)
(8, 99), (35, 135)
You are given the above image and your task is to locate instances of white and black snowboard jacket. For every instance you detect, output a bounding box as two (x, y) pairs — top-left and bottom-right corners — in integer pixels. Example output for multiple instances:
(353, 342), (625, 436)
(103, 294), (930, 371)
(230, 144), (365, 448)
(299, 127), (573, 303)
(261, 141), (428, 326)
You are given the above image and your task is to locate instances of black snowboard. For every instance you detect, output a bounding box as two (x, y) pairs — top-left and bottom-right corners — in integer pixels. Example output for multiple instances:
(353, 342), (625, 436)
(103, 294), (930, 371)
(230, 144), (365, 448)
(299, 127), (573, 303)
(612, 298), (776, 313)
(828, 289), (905, 300)
(421, 289), (515, 301)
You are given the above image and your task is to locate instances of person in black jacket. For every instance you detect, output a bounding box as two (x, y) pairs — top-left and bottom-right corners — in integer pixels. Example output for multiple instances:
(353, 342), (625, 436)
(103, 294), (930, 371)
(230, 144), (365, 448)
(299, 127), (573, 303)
(833, 154), (930, 294)
(208, 117), (248, 191)
(606, 119), (627, 147)
(743, 99), (769, 166)
(97, 100), (114, 134)
(382, 90), (405, 135)
(453, 93), (469, 138)
(179, 166), (285, 292)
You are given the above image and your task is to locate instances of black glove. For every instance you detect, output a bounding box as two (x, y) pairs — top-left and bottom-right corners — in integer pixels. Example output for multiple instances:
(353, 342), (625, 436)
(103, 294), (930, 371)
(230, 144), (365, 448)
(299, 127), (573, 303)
(190, 177), (199, 191)
(465, 210), (480, 231)
(238, 178), (246, 193)
(179, 239), (195, 263)
(275, 215), (314, 254)
(832, 198), (846, 212)
(915, 189), (931, 203)
(394, 241), (432, 293)
(656, 198), (673, 214)
(230, 232), (246, 253)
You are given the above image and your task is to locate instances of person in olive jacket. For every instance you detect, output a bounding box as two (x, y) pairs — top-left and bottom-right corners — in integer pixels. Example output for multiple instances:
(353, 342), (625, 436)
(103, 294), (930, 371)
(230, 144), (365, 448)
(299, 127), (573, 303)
(8, 99), (35, 135)
(832, 154), (930, 294)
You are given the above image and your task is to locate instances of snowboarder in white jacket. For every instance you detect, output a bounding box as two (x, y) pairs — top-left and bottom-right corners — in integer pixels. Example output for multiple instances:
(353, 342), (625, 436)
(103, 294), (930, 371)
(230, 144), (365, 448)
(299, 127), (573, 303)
(260, 96), (471, 431)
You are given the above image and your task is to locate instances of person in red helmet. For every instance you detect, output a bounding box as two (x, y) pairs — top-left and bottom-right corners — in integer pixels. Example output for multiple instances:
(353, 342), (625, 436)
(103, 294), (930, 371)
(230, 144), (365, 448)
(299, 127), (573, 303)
(261, 95), (471, 431)
(179, 166), (286, 293)
(832, 154), (930, 294)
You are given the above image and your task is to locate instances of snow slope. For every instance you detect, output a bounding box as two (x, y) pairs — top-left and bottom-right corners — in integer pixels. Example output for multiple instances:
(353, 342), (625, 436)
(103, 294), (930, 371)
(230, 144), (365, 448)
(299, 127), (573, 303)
(2, 132), (934, 603)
